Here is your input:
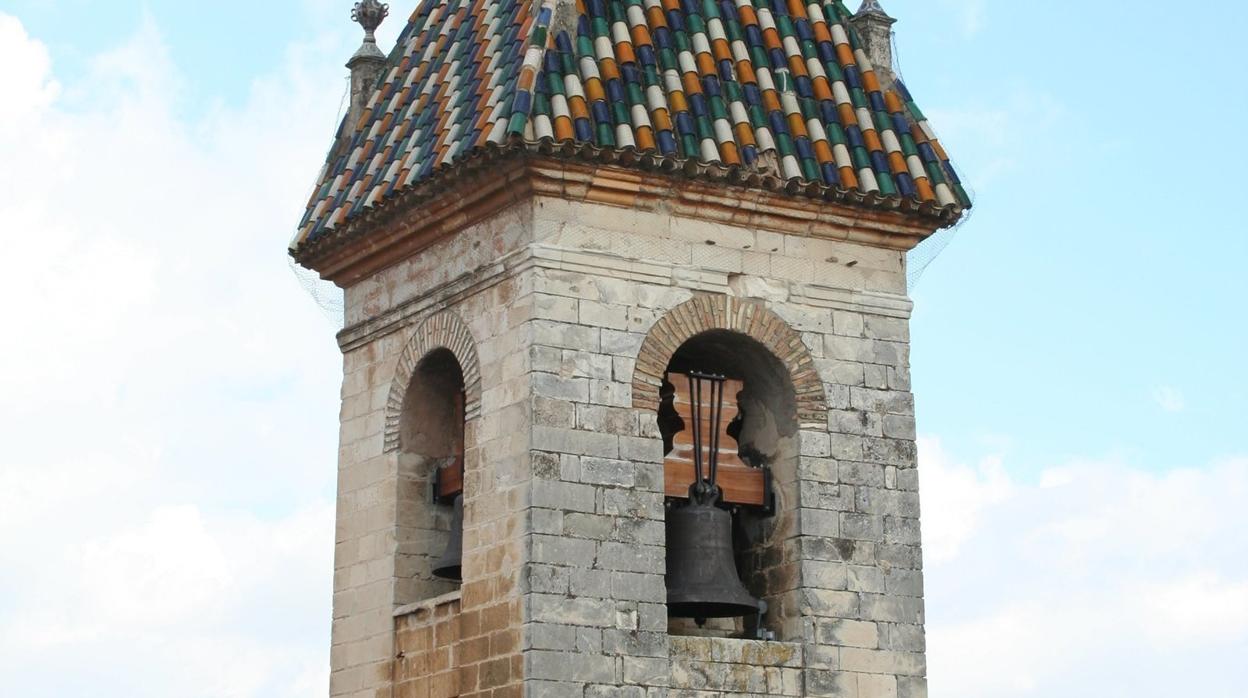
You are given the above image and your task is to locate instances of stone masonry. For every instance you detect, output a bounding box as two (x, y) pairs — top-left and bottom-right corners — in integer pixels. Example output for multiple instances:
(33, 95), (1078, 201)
(328, 181), (927, 697)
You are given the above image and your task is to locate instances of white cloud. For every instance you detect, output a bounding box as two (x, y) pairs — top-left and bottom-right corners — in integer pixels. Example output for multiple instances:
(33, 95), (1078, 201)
(0, 12), (347, 697)
(922, 441), (1248, 698)
(0, 14), (60, 126)
(1152, 385), (1186, 412)
(916, 437), (1013, 563)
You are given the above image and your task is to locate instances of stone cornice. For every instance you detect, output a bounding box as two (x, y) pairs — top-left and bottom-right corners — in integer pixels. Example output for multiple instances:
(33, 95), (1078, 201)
(295, 152), (944, 288)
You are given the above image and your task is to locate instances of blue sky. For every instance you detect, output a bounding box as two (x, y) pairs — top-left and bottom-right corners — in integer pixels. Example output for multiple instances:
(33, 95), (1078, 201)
(1, 1), (1244, 697)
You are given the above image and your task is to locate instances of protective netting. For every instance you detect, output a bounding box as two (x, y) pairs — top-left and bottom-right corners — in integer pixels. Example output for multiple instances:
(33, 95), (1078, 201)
(891, 36), (972, 293)
(290, 257), (345, 327)
(906, 208), (968, 292)
(288, 78), (350, 328)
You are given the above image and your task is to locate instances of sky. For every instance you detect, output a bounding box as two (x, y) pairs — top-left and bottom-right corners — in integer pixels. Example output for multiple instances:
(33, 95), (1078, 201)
(0, 1), (1245, 697)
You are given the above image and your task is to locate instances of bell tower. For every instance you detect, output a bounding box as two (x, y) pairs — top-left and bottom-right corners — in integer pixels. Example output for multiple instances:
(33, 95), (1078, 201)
(291, 1), (968, 697)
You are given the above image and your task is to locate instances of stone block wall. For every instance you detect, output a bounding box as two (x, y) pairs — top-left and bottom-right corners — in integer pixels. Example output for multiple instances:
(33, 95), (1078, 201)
(330, 192), (926, 697)
(669, 637), (803, 696)
(331, 203), (535, 698)
(510, 198), (926, 696)
(394, 593), (463, 698)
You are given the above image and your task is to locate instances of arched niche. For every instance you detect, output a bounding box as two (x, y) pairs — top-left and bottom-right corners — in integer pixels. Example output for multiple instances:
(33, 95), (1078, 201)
(388, 312), (480, 604)
(635, 297), (821, 640)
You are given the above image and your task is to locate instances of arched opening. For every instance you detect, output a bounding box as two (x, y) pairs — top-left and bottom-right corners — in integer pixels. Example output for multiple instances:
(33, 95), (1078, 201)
(395, 347), (466, 604)
(660, 330), (801, 639)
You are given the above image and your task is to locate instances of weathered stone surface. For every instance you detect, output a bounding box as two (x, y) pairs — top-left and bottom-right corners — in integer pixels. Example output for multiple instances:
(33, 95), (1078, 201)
(332, 197), (928, 697)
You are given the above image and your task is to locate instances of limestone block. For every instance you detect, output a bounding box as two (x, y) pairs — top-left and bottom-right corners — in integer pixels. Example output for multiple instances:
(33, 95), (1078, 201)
(801, 560), (849, 591)
(563, 512), (615, 540)
(800, 480), (852, 510)
(570, 568), (613, 597)
(896, 676), (928, 698)
(864, 316), (909, 342)
(818, 360), (866, 387)
(526, 680), (585, 698)
(532, 426), (620, 458)
(577, 405), (636, 435)
(882, 415), (916, 440)
(532, 534), (596, 566)
(601, 329), (646, 357)
(840, 513), (884, 542)
(589, 379), (632, 407)
(800, 509), (841, 538)
(603, 628), (667, 657)
(585, 686), (647, 698)
(858, 594), (924, 625)
(883, 568), (924, 598)
(875, 544), (923, 570)
(727, 274), (790, 302)
(596, 541), (664, 574)
(527, 649), (616, 682)
(531, 508), (564, 534)
(800, 589), (860, 618)
(829, 409), (883, 437)
(529, 594), (618, 627)
(533, 319), (602, 351)
(581, 299), (631, 330)
(534, 397), (576, 429)
(527, 622), (578, 650)
(882, 623), (926, 653)
(623, 656), (669, 685)
(883, 517), (922, 547)
(598, 488), (665, 521)
(610, 572), (666, 603)
(535, 295), (580, 323)
(531, 479), (596, 513)
(857, 673), (898, 698)
(805, 670), (858, 698)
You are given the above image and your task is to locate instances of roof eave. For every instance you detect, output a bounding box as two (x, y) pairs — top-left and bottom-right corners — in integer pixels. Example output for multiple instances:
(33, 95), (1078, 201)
(291, 143), (963, 287)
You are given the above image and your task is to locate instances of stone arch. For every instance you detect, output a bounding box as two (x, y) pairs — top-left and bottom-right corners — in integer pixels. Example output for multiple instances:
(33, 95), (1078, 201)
(385, 311), (482, 453)
(632, 295), (826, 428)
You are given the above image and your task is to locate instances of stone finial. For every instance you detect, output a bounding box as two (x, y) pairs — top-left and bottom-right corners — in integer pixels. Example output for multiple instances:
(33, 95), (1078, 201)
(352, 0), (389, 47)
(858, 0), (888, 15)
(852, 0), (897, 83)
(347, 0), (390, 128)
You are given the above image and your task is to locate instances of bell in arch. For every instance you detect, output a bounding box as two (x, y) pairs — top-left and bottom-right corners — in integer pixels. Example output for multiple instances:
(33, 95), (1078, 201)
(664, 371), (760, 621)
(431, 492), (463, 582)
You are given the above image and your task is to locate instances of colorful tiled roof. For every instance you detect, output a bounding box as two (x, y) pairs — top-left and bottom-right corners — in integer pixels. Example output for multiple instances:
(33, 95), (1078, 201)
(293, 0), (969, 250)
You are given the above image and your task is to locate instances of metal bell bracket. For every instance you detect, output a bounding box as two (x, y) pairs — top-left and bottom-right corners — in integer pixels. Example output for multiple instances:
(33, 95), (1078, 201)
(749, 599), (775, 641)
(685, 371), (727, 507)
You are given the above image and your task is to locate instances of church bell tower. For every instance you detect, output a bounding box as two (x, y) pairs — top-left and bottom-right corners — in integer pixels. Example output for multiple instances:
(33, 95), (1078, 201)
(291, 1), (968, 696)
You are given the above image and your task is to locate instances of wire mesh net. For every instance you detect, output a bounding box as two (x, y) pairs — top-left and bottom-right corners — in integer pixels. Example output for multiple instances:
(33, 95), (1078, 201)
(289, 257), (345, 327)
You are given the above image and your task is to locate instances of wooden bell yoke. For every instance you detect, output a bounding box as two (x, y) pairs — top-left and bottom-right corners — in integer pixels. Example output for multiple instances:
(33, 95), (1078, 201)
(663, 371), (772, 511)
(432, 390), (466, 503)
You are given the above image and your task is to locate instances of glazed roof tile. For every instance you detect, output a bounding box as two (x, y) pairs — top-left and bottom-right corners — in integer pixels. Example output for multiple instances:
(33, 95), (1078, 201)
(293, 0), (968, 250)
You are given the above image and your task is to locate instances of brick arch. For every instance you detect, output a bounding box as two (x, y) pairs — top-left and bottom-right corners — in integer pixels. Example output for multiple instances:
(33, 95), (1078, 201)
(632, 295), (826, 429)
(384, 311), (482, 453)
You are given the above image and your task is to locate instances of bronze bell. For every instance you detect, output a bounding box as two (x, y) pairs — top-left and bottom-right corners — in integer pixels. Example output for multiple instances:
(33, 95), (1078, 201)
(431, 493), (463, 582)
(665, 498), (760, 619)
(664, 371), (760, 621)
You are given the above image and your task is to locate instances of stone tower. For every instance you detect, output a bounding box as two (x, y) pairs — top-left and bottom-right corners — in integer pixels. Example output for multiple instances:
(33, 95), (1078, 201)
(291, 1), (968, 697)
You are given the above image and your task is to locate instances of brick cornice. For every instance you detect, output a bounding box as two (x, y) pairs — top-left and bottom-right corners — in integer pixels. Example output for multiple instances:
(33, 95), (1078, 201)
(294, 152), (943, 288)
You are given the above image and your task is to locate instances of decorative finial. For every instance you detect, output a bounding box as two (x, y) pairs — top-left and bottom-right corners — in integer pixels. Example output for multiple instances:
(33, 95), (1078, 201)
(346, 0), (390, 129)
(352, 0), (389, 44)
(857, 0), (891, 16)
